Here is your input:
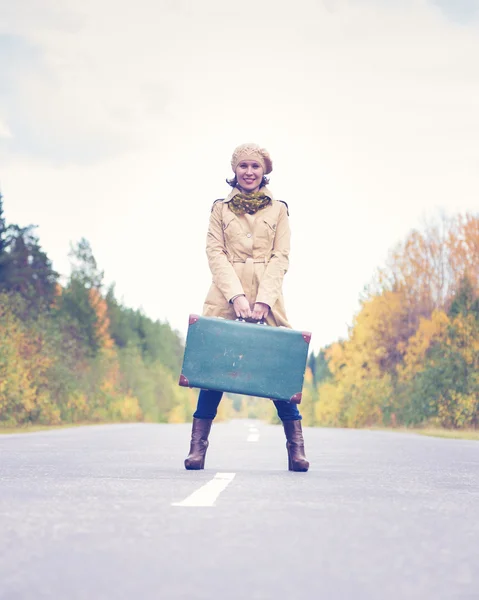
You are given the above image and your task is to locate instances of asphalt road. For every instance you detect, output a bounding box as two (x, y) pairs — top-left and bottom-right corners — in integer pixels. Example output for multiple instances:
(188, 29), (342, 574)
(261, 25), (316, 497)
(0, 421), (478, 600)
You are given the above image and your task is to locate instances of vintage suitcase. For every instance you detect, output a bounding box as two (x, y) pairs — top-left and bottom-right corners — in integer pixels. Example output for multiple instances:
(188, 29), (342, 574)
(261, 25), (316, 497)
(179, 315), (311, 403)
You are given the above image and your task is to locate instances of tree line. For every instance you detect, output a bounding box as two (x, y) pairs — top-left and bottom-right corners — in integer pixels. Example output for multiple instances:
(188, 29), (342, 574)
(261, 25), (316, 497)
(303, 213), (479, 430)
(0, 192), (200, 427)
(2, 190), (477, 430)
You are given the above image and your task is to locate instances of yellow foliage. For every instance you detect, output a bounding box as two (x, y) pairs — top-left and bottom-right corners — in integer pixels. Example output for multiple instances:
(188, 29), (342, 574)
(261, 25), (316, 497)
(50, 283), (63, 309)
(327, 291), (410, 381)
(311, 214), (479, 431)
(168, 404), (187, 423)
(99, 348), (122, 394)
(35, 393), (62, 425)
(0, 302), (55, 424)
(88, 288), (114, 350)
(448, 214), (479, 292)
(298, 366), (318, 426)
(109, 395), (142, 422)
(449, 314), (479, 365)
(326, 342), (346, 377)
(304, 366), (313, 385)
(243, 396), (276, 422)
(399, 310), (450, 380)
(65, 392), (90, 421)
(216, 395), (234, 421)
(168, 389), (197, 424)
(344, 376), (392, 427)
(438, 391), (478, 429)
(314, 382), (345, 427)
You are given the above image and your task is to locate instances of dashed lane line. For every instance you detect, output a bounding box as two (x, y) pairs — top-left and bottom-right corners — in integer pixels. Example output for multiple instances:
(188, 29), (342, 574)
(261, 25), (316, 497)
(172, 473), (236, 507)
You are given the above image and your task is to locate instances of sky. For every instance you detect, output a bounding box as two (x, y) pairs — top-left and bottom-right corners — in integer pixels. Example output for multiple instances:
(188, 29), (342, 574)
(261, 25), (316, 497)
(1, 0), (478, 352)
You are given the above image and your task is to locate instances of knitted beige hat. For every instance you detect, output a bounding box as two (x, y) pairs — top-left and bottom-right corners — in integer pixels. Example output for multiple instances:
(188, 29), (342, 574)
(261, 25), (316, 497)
(231, 143), (273, 175)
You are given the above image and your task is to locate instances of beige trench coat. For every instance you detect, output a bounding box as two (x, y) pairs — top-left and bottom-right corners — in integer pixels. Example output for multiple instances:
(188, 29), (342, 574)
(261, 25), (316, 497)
(202, 187), (291, 328)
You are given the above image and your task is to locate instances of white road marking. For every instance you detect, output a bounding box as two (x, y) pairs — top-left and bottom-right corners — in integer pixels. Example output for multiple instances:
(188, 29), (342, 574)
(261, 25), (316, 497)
(247, 426), (260, 442)
(172, 473), (236, 507)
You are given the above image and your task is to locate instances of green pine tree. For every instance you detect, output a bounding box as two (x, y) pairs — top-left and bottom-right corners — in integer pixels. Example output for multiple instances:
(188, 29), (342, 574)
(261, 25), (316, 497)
(0, 207), (58, 317)
(449, 276), (479, 321)
(0, 191), (10, 284)
(57, 239), (105, 356)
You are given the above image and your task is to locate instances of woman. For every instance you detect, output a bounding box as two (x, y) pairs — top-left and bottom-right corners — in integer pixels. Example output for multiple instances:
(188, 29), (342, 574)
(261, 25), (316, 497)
(184, 143), (309, 472)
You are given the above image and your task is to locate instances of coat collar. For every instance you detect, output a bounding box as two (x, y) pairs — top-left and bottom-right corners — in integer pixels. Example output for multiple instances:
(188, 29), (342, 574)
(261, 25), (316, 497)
(223, 186), (275, 203)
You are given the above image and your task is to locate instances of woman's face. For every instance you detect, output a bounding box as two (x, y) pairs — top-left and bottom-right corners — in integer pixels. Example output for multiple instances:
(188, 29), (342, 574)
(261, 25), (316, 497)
(235, 160), (264, 193)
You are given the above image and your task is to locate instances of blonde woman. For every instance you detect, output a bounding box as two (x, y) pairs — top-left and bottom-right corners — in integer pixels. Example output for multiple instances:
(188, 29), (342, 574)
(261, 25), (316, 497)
(185, 143), (309, 472)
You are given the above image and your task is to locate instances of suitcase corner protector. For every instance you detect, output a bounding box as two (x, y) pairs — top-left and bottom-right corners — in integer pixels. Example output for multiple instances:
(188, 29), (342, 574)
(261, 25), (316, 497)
(290, 393), (302, 404)
(189, 314), (200, 325)
(301, 331), (312, 344)
(179, 374), (190, 387)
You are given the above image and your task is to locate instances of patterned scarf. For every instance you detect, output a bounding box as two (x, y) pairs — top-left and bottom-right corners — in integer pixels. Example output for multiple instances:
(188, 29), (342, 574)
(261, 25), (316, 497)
(228, 191), (272, 216)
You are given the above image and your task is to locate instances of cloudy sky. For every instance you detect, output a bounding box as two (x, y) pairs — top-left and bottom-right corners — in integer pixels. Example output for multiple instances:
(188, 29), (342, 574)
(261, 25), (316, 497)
(1, 0), (478, 351)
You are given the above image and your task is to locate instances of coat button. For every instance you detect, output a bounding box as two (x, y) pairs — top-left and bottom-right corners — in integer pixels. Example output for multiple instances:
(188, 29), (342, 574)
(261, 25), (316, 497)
(246, 233), (252, 238)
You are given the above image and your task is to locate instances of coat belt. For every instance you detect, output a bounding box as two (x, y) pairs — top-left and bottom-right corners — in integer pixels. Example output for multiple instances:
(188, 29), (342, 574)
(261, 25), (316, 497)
(230, 257), (268, 298)
(231, 257), (268, 263)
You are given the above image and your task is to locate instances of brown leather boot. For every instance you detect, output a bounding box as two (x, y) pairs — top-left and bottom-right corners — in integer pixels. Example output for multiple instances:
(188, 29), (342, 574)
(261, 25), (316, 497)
(184, 418), (213, 470)
(283, 420), (309, 472)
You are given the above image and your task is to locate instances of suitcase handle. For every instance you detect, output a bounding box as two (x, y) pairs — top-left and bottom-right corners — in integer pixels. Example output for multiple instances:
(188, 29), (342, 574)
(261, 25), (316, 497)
(235, 318), (267, 325)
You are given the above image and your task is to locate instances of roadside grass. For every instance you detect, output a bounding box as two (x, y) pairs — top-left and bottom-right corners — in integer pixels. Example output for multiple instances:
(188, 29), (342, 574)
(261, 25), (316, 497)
(0, 422), (118, 435)
(409, 427), (479, 441)
(369, 426), (479, 441)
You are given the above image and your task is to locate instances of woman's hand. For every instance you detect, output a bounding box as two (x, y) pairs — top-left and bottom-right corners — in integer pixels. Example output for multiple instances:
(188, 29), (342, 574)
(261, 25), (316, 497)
(232, 295), (252, 319)
(251, 302), (270, 322)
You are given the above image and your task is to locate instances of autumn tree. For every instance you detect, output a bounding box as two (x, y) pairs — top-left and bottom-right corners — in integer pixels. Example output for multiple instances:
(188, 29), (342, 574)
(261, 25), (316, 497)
(58, 239), (106, 356)
(106, 286), (184, 373)
(317, 213), (479, 430)
(0, 187), (189, 427)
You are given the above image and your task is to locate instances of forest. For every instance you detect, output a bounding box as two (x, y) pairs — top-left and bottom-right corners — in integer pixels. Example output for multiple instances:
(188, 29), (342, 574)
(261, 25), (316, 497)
(0, 193), (205, 427)
(303, 213), (479, 430)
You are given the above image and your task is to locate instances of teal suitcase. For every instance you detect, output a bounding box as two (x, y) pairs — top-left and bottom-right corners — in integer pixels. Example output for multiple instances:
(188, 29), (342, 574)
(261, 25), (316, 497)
(178, 315), (311, 403)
